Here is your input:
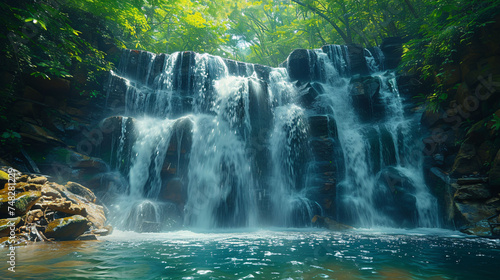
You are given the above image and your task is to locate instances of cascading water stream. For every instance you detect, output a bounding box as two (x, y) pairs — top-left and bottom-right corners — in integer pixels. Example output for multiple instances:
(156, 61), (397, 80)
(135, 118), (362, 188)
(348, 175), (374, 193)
(105, 45), (439, 231)
(269, 104), (316, 226)
(314, 48), (439, 228)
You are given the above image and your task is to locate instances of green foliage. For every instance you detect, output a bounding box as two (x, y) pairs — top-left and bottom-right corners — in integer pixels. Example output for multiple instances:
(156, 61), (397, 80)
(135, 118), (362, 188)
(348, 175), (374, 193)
(491, 114), (500, 131)
(2, 0), (500, 82)
(401, 0), (500, 109)
(0, 1), (113, 83)
(1, 130), (22, 151)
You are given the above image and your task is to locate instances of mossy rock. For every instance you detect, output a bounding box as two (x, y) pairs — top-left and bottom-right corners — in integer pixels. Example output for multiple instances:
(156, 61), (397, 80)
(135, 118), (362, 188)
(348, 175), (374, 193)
(0, 191), (41, 218)
(65, 181), (96, 203)
(44, 215), (90, 240)
(28, 176), (48, 185)
(0, 217), (21, 237)
(0, 170), (9, 186)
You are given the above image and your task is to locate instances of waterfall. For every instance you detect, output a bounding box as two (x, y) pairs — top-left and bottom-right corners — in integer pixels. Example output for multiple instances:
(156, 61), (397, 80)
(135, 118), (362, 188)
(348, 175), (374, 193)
(313, 48), (439, 228)
(269, 104), (317, 226)
(105, 46), (439, 231)
(184, 75), (256, 228)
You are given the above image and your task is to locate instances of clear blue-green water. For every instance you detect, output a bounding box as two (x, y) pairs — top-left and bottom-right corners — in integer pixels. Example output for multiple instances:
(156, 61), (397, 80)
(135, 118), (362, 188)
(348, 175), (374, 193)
(2, 229), (499, 279)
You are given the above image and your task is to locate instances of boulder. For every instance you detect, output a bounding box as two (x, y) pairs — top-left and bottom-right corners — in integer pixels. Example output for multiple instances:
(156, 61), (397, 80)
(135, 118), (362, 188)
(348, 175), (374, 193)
(159, 178), (185, 205)
(347, 44), (369, 76)
(460, 219), (493, 237)
(349, 75), (381, 122)
(286, 49), (316, 81)
(81, 202), (106, 229)
(27, 76), (70, 97)
(28, 176), (48, 185)
(105, 75), (128, 114)
(19, 123), (65, 146)
(44, 215), (91, 240)
(308, 115), (330, 138)
(44, 182), (106, 228)
(41, 184), (62, 199)
(0, 168), (108, 243)
(451, 143), (482, 176)
(380, 37), (403, 69)
(454, 199), (500, 224)
(0, 217), (21, 237)
(65, 181), (97, 203)
(22, 86), (44, 103)
(454, 184), (492, 201)
(0, 191), (41, 218)
(42, 199), (87, 216)
(296, 82), (322, 109)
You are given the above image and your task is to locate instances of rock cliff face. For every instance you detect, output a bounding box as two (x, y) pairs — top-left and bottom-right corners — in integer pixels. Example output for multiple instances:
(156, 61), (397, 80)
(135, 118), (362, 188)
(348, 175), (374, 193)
(1, 24), (499, 236)
(422, 17), (500, 236)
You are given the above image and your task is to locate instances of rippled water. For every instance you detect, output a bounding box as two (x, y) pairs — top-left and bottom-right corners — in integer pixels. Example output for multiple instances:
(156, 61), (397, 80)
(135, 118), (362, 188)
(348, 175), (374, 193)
(2, 229), (499, 279)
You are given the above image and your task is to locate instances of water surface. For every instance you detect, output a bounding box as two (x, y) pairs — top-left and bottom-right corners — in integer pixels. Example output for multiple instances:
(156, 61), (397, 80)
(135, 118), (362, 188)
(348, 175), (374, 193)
(2, 229), (499, 279)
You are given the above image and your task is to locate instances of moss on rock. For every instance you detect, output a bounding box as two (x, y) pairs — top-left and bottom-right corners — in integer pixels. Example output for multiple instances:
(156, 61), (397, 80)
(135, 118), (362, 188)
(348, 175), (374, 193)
(44, 215), (90, 240)
(0, 191), (41, 218)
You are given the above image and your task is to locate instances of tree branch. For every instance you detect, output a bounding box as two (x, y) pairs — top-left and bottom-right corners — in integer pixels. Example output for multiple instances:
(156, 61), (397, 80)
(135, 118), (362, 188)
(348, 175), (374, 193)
(290, 0), (351, 44)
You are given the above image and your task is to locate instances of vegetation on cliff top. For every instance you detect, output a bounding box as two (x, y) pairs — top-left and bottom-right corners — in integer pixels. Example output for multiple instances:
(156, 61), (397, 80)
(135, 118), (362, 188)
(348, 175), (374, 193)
(2, 1), (499, 71)
(1, 0), (499, 130)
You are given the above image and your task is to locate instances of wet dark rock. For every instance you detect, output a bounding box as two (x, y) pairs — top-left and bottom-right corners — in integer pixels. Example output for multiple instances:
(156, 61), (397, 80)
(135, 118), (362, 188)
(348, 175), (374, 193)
(380, 37), (403, 69)
(118, 49), (166, 85)
(248, 79), (272, 149)
(26, 76), (71, 98)
(347, 44), (369, 76)
(98, 116), (137, 171)
(450, 119), (496, 177)
(454, 183), (492, 201)
(349, 75), (382, 122)
(159, 178), (185, 205)
(308, 115), (330, 138)
(286, 49), (315, 82)
(19, 123), (65, 146)
(460, 219), (493, 236)
(310, 138), (335, 162)
(36, 147), (111, 186)
(105, 75), (128, 115)
(253, 64), (272, 81)
(44, 215), (91, 240)
(65, 181), (97, 203)
(374, 167), (420, 227)
(454, 199), (500, 225)
(296, 82), (323, 109)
